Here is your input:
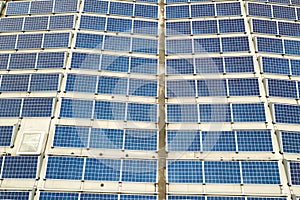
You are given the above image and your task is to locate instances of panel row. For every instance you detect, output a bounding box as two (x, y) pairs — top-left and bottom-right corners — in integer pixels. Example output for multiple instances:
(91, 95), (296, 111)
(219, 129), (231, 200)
(53, 125), (157, 151)
(167, 36), (249, 54)
(168, 196), (287, 200)
(280, 131), (300, 153)
(80, 15), (158, 35)
(266, 78), (300, 98)
(167, 130), (273, 152)
(46, 156), (157, 182)
(75, 33), (158, 54)
(59, 98), (157, 122)
(261, 56), (300, 76)
(168, 160), (281, 184)
(0, 15), (75, 32)
(39, 192), (157, 200)
(256, 37), (300, 56)
(0, 98), (54, 118)
(252, 18), (300, 37)
(167, 56), (254, 74)
(166, 2), (241, 19)
(248, 2), (300, 21)
(166, 18), (245, 35)
(167, 103), (265, 122)
(273, 103), (300, 124)
(0, 73), (60, 92)
(66, 74), (157, 97)
(83, 0), (158, 18)
(167, 0), (299, 5)
(0, 33), (71, 50)
(6, 0), (79, 15)
(71, 52), (158, 74)
(0, 52), (66, 70)
(167, 78), (259, 97)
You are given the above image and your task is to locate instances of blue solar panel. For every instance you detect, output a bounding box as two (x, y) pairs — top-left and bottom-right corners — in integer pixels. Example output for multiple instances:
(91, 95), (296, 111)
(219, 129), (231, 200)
(289, 161), (300, 185)
(71, 52), (100, 70)
(228, 78), (260, 96)
(81, 193), (118, 200)
(252, 19), (277, 35)
(291, 59), (300, 76)
(199, 104), (231, 122)
(197, 79), (227, 96)
(30, 74), (59, 91)
(202, 131), (236, 151)
(241, 161), (281, 184)
(97, 76), (127, 95)
(43, 33), (70, 48)
(248, 3), (272, 18)
(107, 18), (132, 33)
(39, 192), (79, 200)
(135, 4), (158, 18)
(89, 128), (123, 149)
(46, 156), (84, 180)
(0, 35), (17, 50)
(10, 53), (35, 69)
(194, 38), (220, 53)
(104, 35), (131, 51)
(224, 56), (254, 73)
(168, 160), (203, 183)
(166, 39), (193, 54)
(205, 161), (241, 183)
(261, 57), (290, 75)
(83, 0), (108, 13)
(53, 125), (89, 148)
(0, 17), (24, 32)
(124, 129), (157, 151)
(54, 0), (78, 13)
(222, 37), (249, 52)
(0, 191), (30, 199)
(274, 104), (300, 124)
(281, 131), (300, 153)
(167, 80), (196, 97)
(129, 79), (158, 97)
(75, 33), (103, 49)
(0, 98), (22, 118)
(191, 4), (214, 17)
(168, 196), (205, 200)
(167, 104), (198, 122)
(49, 15), (75, 29)
(0, 54), (9, 70)
(22, 98), (54, 117)
(219, 19), (245, 33)
(84, 158), (121, 181)
(2, 156), (38, 179)
(166, 21), (191, 35)
(195, 57), (224, 74)
(130, 57), (157, 74)
(167, 58), (194, 74)
(167, 131), (200, 151)
(166, 5), (190, 19)
(17, 34), (43, 49)
(60, 99), (94, 119)
(37, 52), (65, 69)
(101, 54), (129, 72)
(120, 195), (157, 200)
(1, 74), (30, 92)
(6, 1), (30, 15)
(133, 20), (158, 36)
(30, 0), (53, 14)
(66, 74), (97, 93)
(94, 101), (126, 120)
(284, 39), (300, 56)
(237, 130), (273, 152)
(122, 160), (157, 182)
(268, 79), (298, 98)
(127, 103), (157, 122)
(23, 16), (48, 31)
(278, 22), (300, 37)
(132, 38), (158, 54)
(273, 5), (296, 20)
(216, 2), (241, 16)
(256, 37), (283, 54)
(80, 15), (106, 31)
(109, 2), (133, 16)
(232, 103), (266, 122)
(192, 20), (218, 35)
(0, 126), (14, 146)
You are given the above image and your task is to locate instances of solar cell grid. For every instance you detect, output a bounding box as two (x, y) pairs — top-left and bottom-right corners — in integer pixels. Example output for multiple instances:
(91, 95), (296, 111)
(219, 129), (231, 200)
(6, 1), (30, 15)
(53, 125), (89, 148)
(167, 131), (201, 151)
(23, 16), (48, 31)
(127, 103), (157, 122)
(0, 191), (30, 199)
(0, 17), (24, 32)
(37, 52), (65, 69)
(66, 74), (97, 93)
(232, 103), (266, 122)
(101, 54), (129, 72)
(167, 104), (198, 122)
(204, 161), (241, 183)
(261, 57), (290, 75)
(268, 79), (298, 98)
(274, 104), (300, 124)
(94, 101), (126, 120)
(0, 126), (14, 146)
(83, 0), (108, 13)
(129, 79), (158, 97)
(122, 160), (157, 182)
(134, 4), (158, 18)
(256, 37), (283, 54)
(289, 161), (300, 185)
(132, 38), (158, 54)
(22, 98), (54, 117)
(228, 78), (260, 96)
(281, 131), (300, 153)
(202, 131), (236, 151)
(252, 19), (277, 35)
(89, 128), (123, 149)
(2, 156), (38, 179)
(124, 130), (157, 150)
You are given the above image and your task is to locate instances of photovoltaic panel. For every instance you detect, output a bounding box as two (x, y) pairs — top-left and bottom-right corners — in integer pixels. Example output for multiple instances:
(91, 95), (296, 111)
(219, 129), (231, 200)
(54, 0), (78, 13)
(2, 156), (38, 179)
(60, 99), (94, 119)
(43, 33), (70, 48)
(202, 131), (236, 151)
(0, 98), (22, 118)
(66, 74), (97, 93)
(0, 54), (9, 70)
(109, 2), (134, 16)
(30, 74), (60, 91)
(80, 193), (118, 200)
(37, 52), (65, 69)
(237, 130), (273, 152)
(289, 161), (300, 185)
(0, 74), (30, 92)
(39, 192), (79, 200)
(127, 103), (157, 122)
(6, 1), (30, 15)
(30, 0), (53, 14)
(167, 160), (203, 183)
(53, 125), (89, 148)
(94, 101), (126, 120)
(71, 52), (100, 70)
(120, 195), (157, 200)
(134, 4), (158, 18)
(23, 16), (48, 31)
(274, 104), (300, 124)
(17, 34), (43, 49)
(267, 79), (298, 98)
(89, 128), (123, 149)
(101, 54), (129, 72)
(49, 15), (75, 29)
(232, 103), (266, 122)
(0, 17), (24, 32)
(0, 126), (14, 146)
(0, 35), (17, 50)
(121, 160), (157, 182)
(124, 129), (157, 151)
(204, 161), (241, 183)
(0, 191), (30, 199)
(281, 131), (300, 153)
(167, 131), (200, 151)
(83, 0), (108, 14)
(261, 57), (290, 75)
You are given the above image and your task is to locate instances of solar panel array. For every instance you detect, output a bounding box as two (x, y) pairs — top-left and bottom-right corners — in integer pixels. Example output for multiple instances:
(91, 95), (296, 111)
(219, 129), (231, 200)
(0, 0), (299, 198)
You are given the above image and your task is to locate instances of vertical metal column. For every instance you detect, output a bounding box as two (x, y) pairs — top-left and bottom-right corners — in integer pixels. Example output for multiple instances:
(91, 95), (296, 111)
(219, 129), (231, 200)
(158, 0), (167, 199)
